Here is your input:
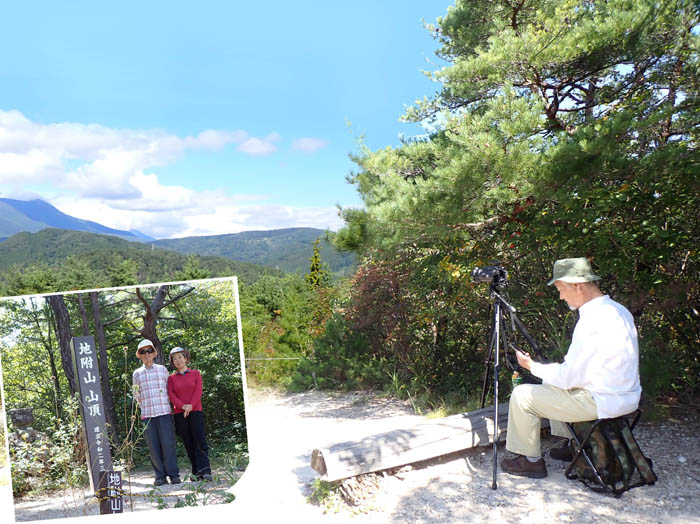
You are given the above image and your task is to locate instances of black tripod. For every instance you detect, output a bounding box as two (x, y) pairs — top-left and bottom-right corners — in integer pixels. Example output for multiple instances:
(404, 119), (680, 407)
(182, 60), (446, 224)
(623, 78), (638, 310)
(478, 282), (544, 490)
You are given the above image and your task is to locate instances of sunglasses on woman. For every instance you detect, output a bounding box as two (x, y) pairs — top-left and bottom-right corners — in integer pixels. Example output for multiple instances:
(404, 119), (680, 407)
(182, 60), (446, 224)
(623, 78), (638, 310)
(138, 348), (155, 355)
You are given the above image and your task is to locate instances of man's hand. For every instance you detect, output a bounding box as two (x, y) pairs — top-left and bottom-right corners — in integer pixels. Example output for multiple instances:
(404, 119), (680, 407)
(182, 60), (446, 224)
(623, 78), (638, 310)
(515, 349), (533, 371)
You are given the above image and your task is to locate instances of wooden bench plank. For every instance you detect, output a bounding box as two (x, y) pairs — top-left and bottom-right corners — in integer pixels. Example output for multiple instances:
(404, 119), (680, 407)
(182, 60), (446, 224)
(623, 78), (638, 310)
(311, 404), (529, 481)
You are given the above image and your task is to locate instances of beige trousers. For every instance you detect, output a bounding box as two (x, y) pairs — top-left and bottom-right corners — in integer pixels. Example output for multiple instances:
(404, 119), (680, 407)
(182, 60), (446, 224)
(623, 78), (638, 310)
(506, 383), (598, 458)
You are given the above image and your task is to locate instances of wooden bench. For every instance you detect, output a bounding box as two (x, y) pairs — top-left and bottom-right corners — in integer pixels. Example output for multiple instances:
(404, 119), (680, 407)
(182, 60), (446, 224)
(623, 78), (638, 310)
(311, 404), (532, 482)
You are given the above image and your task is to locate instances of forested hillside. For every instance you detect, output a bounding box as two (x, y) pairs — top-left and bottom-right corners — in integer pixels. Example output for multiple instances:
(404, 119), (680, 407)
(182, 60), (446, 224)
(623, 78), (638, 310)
(0, 199), (353, 277)
(154, 227), (356, 276)
(0, 228), (277, 295)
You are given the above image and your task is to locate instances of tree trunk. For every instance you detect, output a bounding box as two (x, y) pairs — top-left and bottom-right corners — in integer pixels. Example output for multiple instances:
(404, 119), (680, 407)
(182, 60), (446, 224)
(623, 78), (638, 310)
(90, 292), (117, 443)
(76, 294), (91, 335)
(46, 295), (78, 395)
(31, 298), (64, 420)
(135, 285), (195, 364)
(137, 286), (168, 364)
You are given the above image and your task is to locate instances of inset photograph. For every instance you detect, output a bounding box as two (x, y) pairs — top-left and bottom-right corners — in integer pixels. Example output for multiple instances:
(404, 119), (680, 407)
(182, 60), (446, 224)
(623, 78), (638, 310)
(0, 380), (12, 521)
(0, 276), (248, 521)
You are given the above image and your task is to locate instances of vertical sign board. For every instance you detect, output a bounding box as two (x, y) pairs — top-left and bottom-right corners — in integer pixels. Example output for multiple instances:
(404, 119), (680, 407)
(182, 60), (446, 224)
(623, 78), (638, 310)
(71, 336), (122, 514)
(98, 470), (123, 514)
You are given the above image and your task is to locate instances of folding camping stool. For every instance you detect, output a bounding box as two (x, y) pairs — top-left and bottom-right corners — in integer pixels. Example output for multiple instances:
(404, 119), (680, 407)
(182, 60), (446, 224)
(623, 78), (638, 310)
(565, 409), (657, 497)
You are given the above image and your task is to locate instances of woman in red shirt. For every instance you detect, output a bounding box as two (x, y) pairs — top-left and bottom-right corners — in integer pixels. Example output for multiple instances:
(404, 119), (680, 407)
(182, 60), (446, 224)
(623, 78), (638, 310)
(167, 346), (212, 481)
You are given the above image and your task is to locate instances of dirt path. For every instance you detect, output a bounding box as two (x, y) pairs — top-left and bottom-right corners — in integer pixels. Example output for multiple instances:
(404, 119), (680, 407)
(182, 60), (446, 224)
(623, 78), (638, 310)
(231, 388), (426, 522)
(232, 389), (700, 524)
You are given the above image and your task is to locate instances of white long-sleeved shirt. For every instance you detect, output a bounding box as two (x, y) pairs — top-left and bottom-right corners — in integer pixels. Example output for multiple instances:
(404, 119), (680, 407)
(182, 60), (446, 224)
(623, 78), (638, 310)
(529, 295), (641, 419)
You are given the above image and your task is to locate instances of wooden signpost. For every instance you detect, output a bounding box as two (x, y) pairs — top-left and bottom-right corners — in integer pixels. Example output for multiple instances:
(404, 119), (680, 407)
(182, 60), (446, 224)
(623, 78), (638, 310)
(71, 335), (123, 514)
(98, 470), (124, 514)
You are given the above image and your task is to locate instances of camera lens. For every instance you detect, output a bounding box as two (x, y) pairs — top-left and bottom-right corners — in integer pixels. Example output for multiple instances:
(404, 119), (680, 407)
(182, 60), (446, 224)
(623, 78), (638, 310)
(471, 265), (506, 284)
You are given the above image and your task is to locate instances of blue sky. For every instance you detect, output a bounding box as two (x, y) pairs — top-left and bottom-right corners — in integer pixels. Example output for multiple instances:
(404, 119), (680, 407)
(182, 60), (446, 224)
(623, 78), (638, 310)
(0, 1), (453, 238)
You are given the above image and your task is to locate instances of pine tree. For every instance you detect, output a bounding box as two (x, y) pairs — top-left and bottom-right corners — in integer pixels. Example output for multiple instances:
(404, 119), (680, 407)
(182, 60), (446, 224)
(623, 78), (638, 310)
(305, 239), (331, 289)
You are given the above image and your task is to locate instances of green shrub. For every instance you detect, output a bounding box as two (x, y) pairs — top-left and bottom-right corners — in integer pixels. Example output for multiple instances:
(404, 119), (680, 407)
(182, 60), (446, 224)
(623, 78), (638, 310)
(291, 313), (389, 391)
(9, 397), (87, 497)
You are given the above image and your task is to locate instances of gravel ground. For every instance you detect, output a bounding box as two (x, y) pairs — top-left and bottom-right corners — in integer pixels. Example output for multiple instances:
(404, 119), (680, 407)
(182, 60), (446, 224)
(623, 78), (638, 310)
(232, 389), (700, 524)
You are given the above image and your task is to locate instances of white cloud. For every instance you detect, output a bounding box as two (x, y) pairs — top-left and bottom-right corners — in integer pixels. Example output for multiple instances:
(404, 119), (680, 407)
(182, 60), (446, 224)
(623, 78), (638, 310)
(174, 203), (344, 237)
(184, 129), (248, 149)
(0, 110), (346, 238)
(125, 172), (195, 210)
(0, 110), (283, 197)
(291, 137), (330, 153)
(0, 150), (63, 181)
(50, 192), (344, 239)
(0, 110), (160, 161)
(236, 137), (278, 156)
(63, 150), (150, 199)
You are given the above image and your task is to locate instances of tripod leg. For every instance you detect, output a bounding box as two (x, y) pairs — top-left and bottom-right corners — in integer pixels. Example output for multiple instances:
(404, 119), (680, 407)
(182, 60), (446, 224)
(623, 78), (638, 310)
(491, 302), (502, 490)
(480, 320), (498, 409)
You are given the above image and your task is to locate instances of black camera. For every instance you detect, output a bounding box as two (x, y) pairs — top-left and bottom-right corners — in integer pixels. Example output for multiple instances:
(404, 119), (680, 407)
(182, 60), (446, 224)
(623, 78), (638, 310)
(471, 265), (507, 285)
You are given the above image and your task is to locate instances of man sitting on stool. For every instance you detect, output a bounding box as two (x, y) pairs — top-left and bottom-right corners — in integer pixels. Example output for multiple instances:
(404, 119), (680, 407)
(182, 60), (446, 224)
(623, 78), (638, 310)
(501, 257), (641, 478)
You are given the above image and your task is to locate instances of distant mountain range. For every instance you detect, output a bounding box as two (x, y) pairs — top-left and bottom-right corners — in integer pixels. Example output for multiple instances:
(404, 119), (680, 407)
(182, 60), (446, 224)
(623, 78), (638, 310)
(154, 228), (356, 276)
(0, 198), (152, 242)
(0, 198), (356, 276)
(0, 228), (277, 285)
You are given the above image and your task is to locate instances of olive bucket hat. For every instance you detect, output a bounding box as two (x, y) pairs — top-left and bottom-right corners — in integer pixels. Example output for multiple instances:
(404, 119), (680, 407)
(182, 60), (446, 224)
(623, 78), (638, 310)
(547, 257), (601, 286)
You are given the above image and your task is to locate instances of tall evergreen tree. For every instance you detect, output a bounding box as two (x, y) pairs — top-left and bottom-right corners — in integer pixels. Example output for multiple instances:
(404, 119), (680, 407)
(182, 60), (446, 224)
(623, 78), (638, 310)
(332, 0), (699, 399)
(305, 238), (331, 289)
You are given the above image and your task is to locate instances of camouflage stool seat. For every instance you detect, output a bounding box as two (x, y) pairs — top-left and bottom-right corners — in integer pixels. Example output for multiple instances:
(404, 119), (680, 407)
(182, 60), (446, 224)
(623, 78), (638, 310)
(565, 410), (657, 497)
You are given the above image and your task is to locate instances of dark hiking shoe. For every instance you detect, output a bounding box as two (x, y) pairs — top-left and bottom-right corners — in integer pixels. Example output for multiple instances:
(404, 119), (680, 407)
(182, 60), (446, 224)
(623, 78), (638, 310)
(154, 478), (168, 486)
(169, 476), (182, 484)
(501, 455), (548, 479)
(201, 473), (213, 482)
(549, 439), (574, 462)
